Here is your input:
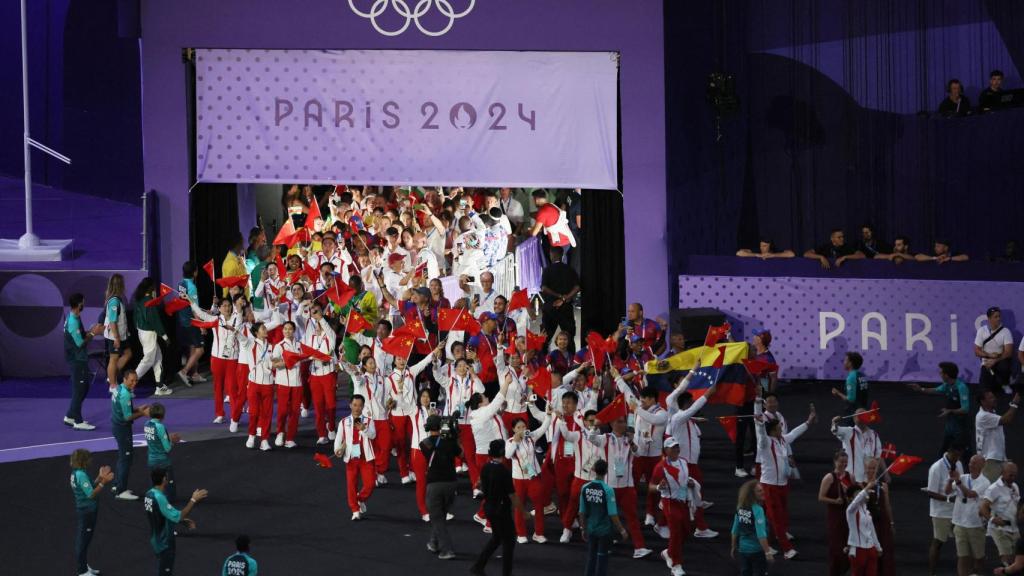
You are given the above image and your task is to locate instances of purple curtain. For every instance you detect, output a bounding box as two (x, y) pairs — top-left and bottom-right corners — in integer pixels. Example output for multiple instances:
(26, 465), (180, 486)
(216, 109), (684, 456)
(515, 236), (545, 295)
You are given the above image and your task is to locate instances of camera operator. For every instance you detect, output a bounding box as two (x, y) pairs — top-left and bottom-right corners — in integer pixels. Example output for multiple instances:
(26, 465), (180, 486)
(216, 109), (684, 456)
(422, 414), (463, 560)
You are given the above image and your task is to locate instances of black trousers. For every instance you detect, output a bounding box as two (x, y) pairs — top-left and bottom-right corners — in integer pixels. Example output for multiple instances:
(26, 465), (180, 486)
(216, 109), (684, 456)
(472, 511), (516, 576)
(541, 304), (576, 352)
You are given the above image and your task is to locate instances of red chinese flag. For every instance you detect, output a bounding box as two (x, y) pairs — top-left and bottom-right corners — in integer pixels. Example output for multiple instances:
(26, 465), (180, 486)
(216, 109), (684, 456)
(718, 416), (739, 443)
(267, 325), (284, 346)
(306, 199), (322, 231)
(202, 259), (216, 283)
(216, 275), (250, 289)
(397, 317), (427, 340)
(507, 289), (530, 312)
(437, 308), (463, 331)
(273, 220), (298, 246)
(742, 358), (778, 377)
(191, 319), (218, 329)
(381, 334), (416, 359)
(413, 260), (428, 277)
(704, 322), (732, 347)
(595, 394), (628, 424)
(313, 453), (334, 468)
(300, 343), (332, 362)
(528, 366), (553, 398)
(163, 298), (190, 316)
(887, 454), (923, 476)
(303, 261), (319, 282)
(456, 315), (482, 336)
(283, 348), (307, 369)
(526, 331), (546, 351)
(586, 331), (610, 372)
(857, 400), (882, 425)
(326, 281), (357, 309)
(346, 309), (372, 334)
(143, 284), (174, 308)
(275, 252), (287, 279)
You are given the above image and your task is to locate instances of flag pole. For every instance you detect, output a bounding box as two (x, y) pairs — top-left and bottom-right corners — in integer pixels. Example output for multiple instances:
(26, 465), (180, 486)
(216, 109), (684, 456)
(836, 407), (881, 420)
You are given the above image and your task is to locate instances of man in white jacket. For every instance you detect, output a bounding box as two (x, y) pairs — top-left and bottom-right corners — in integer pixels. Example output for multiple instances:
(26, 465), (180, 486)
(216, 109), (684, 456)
(845, 480), (883, 574)
(334, 395), (377, 520)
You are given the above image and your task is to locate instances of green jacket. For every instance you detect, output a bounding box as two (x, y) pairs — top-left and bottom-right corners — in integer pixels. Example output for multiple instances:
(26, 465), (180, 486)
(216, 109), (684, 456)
(134, 298), (165, 336)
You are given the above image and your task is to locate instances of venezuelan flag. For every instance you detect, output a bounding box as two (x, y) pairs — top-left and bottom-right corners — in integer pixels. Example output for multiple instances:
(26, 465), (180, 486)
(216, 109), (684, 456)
(643, 342), (755, 406)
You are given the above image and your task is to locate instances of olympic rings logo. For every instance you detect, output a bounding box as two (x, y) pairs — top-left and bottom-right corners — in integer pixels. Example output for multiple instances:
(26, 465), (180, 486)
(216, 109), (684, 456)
(348, 0), (476, 37)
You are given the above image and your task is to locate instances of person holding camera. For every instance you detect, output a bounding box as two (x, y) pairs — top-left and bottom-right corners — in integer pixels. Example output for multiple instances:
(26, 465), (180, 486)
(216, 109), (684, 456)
(334, 394), (377, 520)
(471, 439), (528, 576)
(422, 413), (463, 560)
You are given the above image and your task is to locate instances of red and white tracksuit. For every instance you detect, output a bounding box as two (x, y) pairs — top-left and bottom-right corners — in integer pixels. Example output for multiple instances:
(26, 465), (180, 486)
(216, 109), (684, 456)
(616, 375), (668, 520)
(845, 488), (881, 576)
(272, 338), (303, 442)
(246, 338), (275, 440)
(334, 415), (376, 513)
(650, 457), (697, 569)
(832, 424), (881, 483)
(347, 367), (391, 475)
(755, 399), (809, 553)
(190, 304), (239, 419)
(556, 418), (600, 531)
(666, 381), (711, 531)
(505, 415), (552, 538)
(436, 364), (483, 480)
(386, 356), (434, 478)
(303, 320), (337, 438)
(587, 430), (646, 550)
(545, 410), (584, 522)
(350, 333), (395, 375)
(410, 407), (432, 516)
(470, 391), (509, 519)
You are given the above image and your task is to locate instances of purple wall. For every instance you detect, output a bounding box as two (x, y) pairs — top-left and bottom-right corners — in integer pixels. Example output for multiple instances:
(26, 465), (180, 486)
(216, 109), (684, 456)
(139, 0), (668, 315)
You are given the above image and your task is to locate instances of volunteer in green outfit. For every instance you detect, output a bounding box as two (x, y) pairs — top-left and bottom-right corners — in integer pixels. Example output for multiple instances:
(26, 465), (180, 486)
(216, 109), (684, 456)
(111, 370), (149, 501)
(222, 535), (258, 576)
(730, 479), (774, 576)
(132, 278), (172, 396)
(578, 459), (628, 576)
(64, 293), (97, 431)
(144, 403), (181, 501)
(70, 449), (113, 576)
(144, 468), (208, 575)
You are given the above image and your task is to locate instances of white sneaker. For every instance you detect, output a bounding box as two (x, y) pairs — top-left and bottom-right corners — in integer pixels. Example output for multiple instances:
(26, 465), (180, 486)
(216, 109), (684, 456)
(114, 490), (139, 501)
(300, 407), (309, 418)
(154, 385), (173, 396)
(316, 437), (328, 445)
(391, 448), (398, 457)
(224, 394), (230, 403)
(783, 549), (798, 560)
(516, 536), (528, 544)
(734, 467), (750, 478)
(376, 474), (388, 485)
(328, 430), (336, 441)
(359, 501), (367, 514)
(473, 489), (484, 499)
(401, 475), (414, 485)
(671, 566), (686, 576)
(351, 512), (362, 521)
(473, 514), (487, 526)
(177, 371), (190, 386)
(767, 547), (778, 555)
(87, 566), (101, 575)
(446, 513), (455, 520)
(245, 435), (256, 449)
(73, 422), (96, 431)
(644, 513), (656, 527)
(482, 526), (492, 534)
(655, 525), (671, 539)
(422, 514), (430, 522)
(274, 433), (284, 446)
(191, 373), (206, 383)
(256, 427), (262, 436)
(78, 572), (92, 576)
(700, 501), (714, 510)
(284, 441), (297, 449)
(1003, 385), (1013, 395)
(259, 440), (271, 451)
(213, 416), (224, 424)
(559, 528), (572, 543)
(544, 503), (558, 515)
(531, 534), (547, 544)
(786, 531), (796, 541)
(661, 549), (673, 569)
(409, 472), (416, 482)
(633, 548), (653, 559)
(63, 416), (75, 426)
(457, 463), (468, 473)
(229, 420), (238, 433)
(694, 528), (718, 539)
(572, 519), (580, 529)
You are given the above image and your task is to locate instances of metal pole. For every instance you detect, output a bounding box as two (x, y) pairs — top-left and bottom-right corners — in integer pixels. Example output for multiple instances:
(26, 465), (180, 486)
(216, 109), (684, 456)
(141, 191), (148, 271)
(19, 0), (38, 248)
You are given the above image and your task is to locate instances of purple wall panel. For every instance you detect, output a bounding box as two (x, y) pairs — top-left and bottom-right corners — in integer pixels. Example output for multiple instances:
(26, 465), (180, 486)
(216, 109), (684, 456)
(139, 0), (668, 315)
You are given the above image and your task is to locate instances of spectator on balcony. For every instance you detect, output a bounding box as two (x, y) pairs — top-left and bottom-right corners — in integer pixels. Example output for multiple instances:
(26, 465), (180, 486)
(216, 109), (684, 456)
(803, 229), (864, 270)
(530, 190), (576, 258)
(736, 239), (794, 259)
(915, 241), (969, 264)
(938, 79), (972, 117)
(855, 225), (888, 259)
(874, 236), (913, 264)
(979, 70), (1005, 112)
(497, 187), (525, 234)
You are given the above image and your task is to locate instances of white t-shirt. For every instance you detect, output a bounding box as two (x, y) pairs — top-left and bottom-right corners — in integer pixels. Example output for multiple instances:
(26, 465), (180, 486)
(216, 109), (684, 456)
(982, 478), (1021, 535)
(975, 325), (1013, 365)
(952, 474), (990, 529)
(927, 456), (963, 518)
(975, 409), (1006, 461)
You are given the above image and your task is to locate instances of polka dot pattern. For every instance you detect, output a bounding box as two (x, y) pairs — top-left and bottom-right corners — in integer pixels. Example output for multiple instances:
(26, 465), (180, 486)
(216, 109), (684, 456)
(193, 48), (619, 187)
(678, 275), (1024, 383)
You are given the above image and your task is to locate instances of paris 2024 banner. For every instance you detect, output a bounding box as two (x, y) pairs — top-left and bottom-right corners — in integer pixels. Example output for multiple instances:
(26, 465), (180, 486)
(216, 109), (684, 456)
(194, 48), (619, 189)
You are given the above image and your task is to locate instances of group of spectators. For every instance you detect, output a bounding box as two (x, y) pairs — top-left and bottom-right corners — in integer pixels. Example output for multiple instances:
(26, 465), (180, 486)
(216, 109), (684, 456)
(939, 70), (1017, 117)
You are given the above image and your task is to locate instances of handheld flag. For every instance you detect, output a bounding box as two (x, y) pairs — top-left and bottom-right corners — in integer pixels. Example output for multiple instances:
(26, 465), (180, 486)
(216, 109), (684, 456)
(704, 322), (731, 347)
(273, 220), (298, 246)
(191, 319), (218, 329)
(300, 343), (332, 362)
(313, 453), (334, 468)
(857, 401), (882, 425)
(274, 252), (287, 280)
(595, 394), (629, 423)
(396, 317), (427, 340)
(507, 289), (530, 312)
(718, 416), (738, 443)
(644, 342), (754, 406)
(267, 325), (284, 346)
(349, 211), (366, 232)
(163, 298), (190, 316)
(528, 366), (553, 398)
(381, 334), (416, 359)
(202, 259), (216, 283)
(306, 198), (322, 231)
(741, 358), (778, 377)
(324, 281), (357, 309)
(283, 348), (307, 369)
(437, 308), (465, 332)
(586, 331), (613, 372)
(215, 275), (250, 289)
(143, 283), (175, 308)
(346, 309), (372, 334)
(880, 442), (898, 460)
(887, 454), (923, 476)
(525, 331), (547, 352)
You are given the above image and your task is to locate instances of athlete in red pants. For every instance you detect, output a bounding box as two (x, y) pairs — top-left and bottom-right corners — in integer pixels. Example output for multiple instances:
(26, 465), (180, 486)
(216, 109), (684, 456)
(385, 352), (436, 484)
(506, 414), (553, 542)
(410, 391), (435, 519)
(588, 416), (652, 558)
(189, 298), (237, 423)
(271, 322), (302, 448)
(845, 484), (881, 576)
(334, 396), (376, 520)
(650, 439), (694, 574)
(247, 381), (274, 448)
(460, 424), (478, 488)
(232, 358), (249, 425)
(687, 463), (712, 531)
(242, 323), (277, 450)
(209, 356), (235, 420)
(303, 307), (337, 444)
(555, 407), (599, 543)
(390, 414), (412, 479)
